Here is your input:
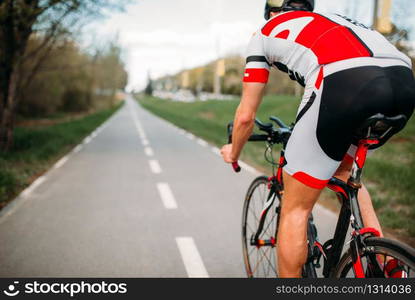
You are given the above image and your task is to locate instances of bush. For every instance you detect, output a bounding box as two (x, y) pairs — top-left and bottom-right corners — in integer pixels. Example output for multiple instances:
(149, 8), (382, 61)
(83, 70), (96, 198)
(61, 89), (91, 112)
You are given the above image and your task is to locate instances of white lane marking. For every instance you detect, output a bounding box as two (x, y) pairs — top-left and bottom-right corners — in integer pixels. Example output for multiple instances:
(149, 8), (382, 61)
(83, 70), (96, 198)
(157, 183), (178, 209)
(0, 103), (123, 224)
(142, 139), (150, 146)
(134, 120), (147, 140)
(73, 145), (83, 153)
(239, 161), (261, 176)
(197, 139), (208, 147)
(186, 133), (195, 140)
(176, 237), (209, 278)
(144, 147), (154, 157)
(211, 148), (261, 175)
(179, 129), (186, 135)
(130, 109), (148, 140)
(91, 131), (98, 138)
(149, 160), (162, 174)
(83, 136), (92, 145)
(21, 176), (47, 198)
(211, 147), (221, 156)
(54, 156), (69, 169)
(0, 175), (46, 222)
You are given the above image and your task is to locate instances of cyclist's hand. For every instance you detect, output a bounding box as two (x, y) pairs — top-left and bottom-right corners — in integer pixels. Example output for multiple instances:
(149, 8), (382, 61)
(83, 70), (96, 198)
(221, 144), (237, 163)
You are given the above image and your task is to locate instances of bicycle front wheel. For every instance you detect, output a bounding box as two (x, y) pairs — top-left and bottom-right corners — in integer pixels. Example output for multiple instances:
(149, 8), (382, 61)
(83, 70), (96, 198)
(333, 237), (415, 278)
(242, 176), (282, 278)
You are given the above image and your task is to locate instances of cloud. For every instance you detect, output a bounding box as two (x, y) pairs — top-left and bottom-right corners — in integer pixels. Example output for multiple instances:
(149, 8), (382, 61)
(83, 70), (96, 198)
(117, 21), (257, 90)
(85, 0), (414, 91)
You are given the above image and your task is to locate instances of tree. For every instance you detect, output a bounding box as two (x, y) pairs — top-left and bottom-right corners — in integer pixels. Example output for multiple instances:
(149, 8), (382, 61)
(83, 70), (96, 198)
(144, 73), (153, 96)
(0, 0), (130, 152)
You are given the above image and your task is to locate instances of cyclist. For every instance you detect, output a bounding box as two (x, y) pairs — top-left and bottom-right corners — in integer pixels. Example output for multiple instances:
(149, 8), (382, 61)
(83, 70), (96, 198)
(221, 0), (415, 278)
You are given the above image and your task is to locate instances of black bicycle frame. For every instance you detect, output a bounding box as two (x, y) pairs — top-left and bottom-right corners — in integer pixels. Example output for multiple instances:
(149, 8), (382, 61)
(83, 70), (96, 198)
(251, 148), (371, 278)
(322, 178), (357, 277)
(240, 114), (406, 278)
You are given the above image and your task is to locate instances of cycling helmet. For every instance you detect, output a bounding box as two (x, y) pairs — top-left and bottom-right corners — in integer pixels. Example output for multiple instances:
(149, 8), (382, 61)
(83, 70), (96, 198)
(264, 0), (315, 20)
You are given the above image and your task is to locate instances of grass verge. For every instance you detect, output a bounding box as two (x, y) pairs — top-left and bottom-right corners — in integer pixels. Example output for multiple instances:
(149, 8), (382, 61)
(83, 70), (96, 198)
(138, 95), (415, 245)
(0, 102), (124, 209)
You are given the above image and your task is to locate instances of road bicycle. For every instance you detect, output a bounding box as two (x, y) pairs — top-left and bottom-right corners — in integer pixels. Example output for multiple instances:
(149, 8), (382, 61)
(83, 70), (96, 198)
(227, 114), (415, 278)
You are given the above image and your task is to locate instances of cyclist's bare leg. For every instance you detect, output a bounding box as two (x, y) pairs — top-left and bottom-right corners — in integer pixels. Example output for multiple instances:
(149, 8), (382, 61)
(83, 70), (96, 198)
(333, 160), (384, 236)
(277, 171), (322, 278)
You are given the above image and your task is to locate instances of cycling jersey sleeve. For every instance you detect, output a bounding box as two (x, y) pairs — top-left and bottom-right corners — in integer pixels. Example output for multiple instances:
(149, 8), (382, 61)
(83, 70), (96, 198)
(243, 30), (271, 84)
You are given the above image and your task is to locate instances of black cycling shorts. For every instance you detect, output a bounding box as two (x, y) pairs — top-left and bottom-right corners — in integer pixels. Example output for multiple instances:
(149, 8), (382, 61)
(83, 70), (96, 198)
(284, 58), (415, 189)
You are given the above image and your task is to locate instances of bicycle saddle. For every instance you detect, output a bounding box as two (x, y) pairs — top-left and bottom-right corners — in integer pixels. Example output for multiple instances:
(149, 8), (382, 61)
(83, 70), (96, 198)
(353, 113), (407, 148)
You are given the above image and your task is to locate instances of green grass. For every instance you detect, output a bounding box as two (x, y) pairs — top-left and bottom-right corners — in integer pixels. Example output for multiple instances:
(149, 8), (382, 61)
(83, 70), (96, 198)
(138, 95), (415, 241)
(0, 102), (124, 208)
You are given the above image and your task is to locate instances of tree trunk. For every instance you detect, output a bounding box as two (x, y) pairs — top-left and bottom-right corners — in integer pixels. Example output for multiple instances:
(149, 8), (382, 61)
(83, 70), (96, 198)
(0, 68), (18, 152)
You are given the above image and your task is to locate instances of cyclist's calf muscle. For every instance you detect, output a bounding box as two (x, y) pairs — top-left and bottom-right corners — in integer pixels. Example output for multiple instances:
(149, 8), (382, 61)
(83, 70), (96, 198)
(277, 171), (323, 278)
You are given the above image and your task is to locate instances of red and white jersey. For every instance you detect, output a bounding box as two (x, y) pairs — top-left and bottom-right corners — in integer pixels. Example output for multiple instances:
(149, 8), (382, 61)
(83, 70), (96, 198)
(243, 11), (412, 86)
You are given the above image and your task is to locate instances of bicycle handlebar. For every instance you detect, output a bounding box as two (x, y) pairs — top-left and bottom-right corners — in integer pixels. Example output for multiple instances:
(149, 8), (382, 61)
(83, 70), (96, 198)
(227, 116), (292, 173)
(269, 116), (289, 129)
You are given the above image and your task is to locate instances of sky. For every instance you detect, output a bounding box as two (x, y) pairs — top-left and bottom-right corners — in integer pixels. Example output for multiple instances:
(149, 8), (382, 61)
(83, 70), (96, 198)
(83, 0), (415, 91)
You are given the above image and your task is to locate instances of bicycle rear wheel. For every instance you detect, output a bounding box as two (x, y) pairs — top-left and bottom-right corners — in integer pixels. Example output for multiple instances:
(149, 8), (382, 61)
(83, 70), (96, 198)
(333, 237), (415, 278)
(242, 176), (281, 278)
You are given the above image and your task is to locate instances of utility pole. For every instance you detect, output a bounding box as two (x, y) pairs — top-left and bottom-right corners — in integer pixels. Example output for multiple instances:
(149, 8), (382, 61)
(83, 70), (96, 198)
(373, 0), (393, 34)
(213, 36), (222, 95)
(373, 0), (379, 29)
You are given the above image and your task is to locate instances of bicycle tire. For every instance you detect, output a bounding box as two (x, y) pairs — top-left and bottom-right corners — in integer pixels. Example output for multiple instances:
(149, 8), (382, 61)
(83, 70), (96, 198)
(332, 237), (415, 278)
(242, 176), (281, 278)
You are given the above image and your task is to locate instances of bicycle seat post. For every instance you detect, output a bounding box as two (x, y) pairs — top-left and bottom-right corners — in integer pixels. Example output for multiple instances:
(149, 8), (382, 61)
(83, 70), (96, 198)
(348, 138), (379, 189)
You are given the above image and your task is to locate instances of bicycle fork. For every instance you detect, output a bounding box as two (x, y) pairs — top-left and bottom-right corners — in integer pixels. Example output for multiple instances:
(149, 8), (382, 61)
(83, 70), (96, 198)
(250, 178), (281, 248)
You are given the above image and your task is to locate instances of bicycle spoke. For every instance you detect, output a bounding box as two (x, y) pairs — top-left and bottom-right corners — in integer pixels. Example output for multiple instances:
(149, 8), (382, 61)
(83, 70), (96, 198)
(243, 178), (283, 278)
(248, 207), (260, 225)
(261, 247), (277, 277)
(246, 223), (256, 236)
(248, 245), (256, 256)
(262, 211), (278, 238)
(336, 244), (415, 278)
(250, 246), (277, 277)
(252, 247), (270, 275)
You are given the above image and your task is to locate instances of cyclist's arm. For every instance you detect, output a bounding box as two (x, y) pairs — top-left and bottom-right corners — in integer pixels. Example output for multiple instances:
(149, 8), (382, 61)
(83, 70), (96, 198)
(231, 82), (266, 161)
(225, 29), (269, 162)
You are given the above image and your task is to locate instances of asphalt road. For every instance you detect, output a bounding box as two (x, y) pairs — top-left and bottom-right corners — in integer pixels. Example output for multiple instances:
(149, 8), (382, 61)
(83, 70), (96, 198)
(0, 95), (338, 277)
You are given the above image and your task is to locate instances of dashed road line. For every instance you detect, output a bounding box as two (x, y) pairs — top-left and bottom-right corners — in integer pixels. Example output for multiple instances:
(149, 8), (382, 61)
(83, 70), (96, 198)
(176, 237), (209, 278)
(157, 183), (178, 210)
(83, 136), (92, 145)
(73, 145), (83, 153)
(54, 156), (69, 169)
(21, 176), (47, 199)
(0, 104), (121, 224)
(186, 133), (195, 140)
(197, 139), (208, 147)
(142, 139), (150, 146)
(149, 160), (162, 174)
(211, 147), (221, 156)
(130, 108), (147, 140)
(144, 147), (154, 157)
(0, 175), (46, 223)
(238, 161), (261, 176)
